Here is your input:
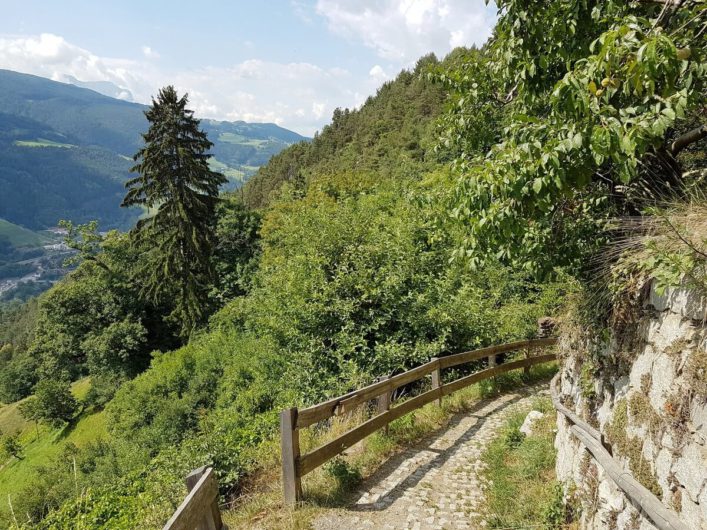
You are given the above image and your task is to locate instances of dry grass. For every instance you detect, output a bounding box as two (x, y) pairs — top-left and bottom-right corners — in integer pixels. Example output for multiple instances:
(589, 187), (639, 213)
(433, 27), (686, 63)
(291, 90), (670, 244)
(222, 364), (557, 529)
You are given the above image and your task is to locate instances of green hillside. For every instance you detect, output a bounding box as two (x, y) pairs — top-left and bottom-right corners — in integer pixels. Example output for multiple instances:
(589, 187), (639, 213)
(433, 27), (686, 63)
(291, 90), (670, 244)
(0, 219), (49, 248)
(241, 52), (449, 209)
(0, 1), (704, 527)
(0, 69), (308, 232)
(0, 379), (106, 516)
(0, 47), (571, 528)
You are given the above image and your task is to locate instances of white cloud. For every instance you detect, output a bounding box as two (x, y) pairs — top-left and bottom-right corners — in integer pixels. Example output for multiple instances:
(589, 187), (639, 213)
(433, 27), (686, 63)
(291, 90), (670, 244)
(171, 60), (372, 134)
(369, 64), (389, 84)
(291, 0), (315, 24)
(0, 33), (154, 100)
(0, 33), (381, 136)
(316, 0), (496, 63)
(0, 4), (497, 138)
(141, 45), (160, 59)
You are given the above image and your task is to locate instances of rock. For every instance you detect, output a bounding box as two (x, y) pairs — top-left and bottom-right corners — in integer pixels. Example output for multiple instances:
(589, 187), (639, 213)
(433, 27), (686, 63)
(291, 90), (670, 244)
(655, 448), (674, 498)
(647, 280), (707, 321)
(691, 401), (707, 443)
(598, 479), (625, 512)
(538, 316), (556, 337)
(519, 410), (544, 436)
(671, 443), (707, 503)
(555, 279), (707, 530)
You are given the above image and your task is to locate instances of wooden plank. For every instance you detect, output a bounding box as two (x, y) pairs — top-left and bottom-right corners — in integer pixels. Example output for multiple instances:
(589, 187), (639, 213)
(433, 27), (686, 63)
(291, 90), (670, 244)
(296, 339), (556, 428)
(186, 466), (209, 492)
(280, 408), (302, 505)
(163, 468), (219, 530)
(550, 384), (601, 442)
(441, 354), (556, 397)
(570, 425), (689, 530)
(298, 386), (443, 476)
(298, 353), (556, 477)
(488, 353), (497, 368)
(297, 360), (437, 428)
(439, 338), (556, 370)
(184, 467), (212, 530)
(296, 389), (359, 429)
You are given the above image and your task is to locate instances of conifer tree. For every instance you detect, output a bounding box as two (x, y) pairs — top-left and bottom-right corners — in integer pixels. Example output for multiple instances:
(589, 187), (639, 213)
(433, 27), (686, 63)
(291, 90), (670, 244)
(122, 86), (226, 335)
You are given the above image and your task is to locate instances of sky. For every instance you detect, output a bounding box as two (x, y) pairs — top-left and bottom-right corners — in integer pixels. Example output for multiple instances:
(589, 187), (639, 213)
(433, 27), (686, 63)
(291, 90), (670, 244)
(0, 1), (498, 136)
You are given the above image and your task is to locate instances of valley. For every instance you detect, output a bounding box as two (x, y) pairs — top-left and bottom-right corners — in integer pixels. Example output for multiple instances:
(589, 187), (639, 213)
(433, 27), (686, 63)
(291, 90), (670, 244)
(0, 70), (308, 301)
(0, 220), (72, 303)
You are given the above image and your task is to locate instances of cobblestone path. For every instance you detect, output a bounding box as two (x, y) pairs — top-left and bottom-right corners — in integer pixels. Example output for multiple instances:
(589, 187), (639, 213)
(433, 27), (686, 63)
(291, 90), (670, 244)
(312, 383), (549, 530)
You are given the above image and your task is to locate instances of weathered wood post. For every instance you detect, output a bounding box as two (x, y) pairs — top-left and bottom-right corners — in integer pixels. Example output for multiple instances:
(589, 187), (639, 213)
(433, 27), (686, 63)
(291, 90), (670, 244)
(280, 407), (302, 505)
(523, 344), (531, 378)
(183, 466), (226, 530)
(431, 357), (442, 406)
(377, 375), (392, 435)
(488, 353), (497, 368)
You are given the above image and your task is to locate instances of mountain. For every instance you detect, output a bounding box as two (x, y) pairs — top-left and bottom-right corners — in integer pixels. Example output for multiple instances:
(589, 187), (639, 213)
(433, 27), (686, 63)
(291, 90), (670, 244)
(241, 52), (449, 209)
(0, 69), (308, 232)
(63, 75), (135, 101)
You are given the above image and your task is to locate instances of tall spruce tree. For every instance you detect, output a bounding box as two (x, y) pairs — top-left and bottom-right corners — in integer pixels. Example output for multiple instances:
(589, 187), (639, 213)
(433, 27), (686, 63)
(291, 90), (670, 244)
(122, 86), (226, 335)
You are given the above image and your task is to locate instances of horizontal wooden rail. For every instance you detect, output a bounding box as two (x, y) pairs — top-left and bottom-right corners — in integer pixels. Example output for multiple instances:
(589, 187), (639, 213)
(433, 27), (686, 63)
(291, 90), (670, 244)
(439, 337), (556, 369)
(281, 338), (557, 504)
(295, 337), (556, 429)
(550, 379), (688, 530)
(296, 361), (437, 428)
(163, 467), (227, 530)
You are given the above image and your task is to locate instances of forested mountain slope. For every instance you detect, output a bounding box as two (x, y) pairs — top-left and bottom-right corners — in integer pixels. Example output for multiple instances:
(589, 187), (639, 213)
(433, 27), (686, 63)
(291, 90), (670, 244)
(0, 46), (570, 528)
(0, 69), (307, 231)
(241, 52), (458, 209)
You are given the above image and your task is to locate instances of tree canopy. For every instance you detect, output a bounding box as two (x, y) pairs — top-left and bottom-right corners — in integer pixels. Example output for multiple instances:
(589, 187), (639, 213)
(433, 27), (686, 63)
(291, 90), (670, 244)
(441, 0), (706, 276)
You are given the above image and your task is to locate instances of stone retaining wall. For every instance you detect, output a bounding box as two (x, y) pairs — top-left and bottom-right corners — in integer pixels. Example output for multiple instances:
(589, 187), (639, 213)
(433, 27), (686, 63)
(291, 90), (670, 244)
(555, 280), (707, 529)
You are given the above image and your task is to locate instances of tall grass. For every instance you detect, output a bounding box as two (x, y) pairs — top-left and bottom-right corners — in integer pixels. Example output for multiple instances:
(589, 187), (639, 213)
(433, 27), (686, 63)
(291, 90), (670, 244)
(480, 396), (578, 529)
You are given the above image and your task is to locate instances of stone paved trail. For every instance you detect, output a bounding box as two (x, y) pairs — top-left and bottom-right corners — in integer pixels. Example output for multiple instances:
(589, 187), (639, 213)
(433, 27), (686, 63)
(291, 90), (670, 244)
(312, 383), (549, 530)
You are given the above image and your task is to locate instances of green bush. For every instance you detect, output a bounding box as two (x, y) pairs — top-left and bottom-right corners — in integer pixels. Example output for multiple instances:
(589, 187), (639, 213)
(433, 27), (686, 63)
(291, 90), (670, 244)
(22, 379), (78, 427)
(326, 457), (362, 492)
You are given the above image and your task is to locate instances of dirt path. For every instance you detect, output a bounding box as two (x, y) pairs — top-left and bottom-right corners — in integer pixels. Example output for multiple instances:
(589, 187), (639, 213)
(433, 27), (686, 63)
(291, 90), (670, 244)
(312, 383), (549, 530)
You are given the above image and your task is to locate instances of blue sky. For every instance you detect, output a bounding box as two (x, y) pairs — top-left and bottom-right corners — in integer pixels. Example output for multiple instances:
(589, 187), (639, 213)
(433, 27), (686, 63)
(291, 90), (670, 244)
(0, 1), (498, 135)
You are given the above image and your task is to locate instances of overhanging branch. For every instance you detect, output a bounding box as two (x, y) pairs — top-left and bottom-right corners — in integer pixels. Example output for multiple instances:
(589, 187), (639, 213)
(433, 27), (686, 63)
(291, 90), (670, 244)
(671, 124), (707, 155)
(642, 0), (684, 5)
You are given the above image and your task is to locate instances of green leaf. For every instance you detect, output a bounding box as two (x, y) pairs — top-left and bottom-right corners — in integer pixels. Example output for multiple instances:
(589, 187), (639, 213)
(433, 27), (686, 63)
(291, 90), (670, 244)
(533, 178), (543, 194)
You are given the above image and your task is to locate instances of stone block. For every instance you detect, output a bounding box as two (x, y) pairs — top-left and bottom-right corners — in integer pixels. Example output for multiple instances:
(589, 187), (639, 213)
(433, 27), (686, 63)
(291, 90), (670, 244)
(648, 353), (676, 410)
(647, 280), (707, 321)
(519, 410), (544, 436)
(671, 442), (707, 503)
(599, 479), (625, 512)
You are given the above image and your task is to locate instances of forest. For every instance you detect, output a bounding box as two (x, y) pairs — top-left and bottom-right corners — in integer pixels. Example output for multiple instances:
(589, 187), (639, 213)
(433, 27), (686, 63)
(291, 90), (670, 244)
(0, 1), (704, 528)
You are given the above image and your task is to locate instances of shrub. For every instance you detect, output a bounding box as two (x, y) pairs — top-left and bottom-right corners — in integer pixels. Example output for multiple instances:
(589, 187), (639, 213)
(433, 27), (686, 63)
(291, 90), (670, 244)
(21, 379), (78, 427)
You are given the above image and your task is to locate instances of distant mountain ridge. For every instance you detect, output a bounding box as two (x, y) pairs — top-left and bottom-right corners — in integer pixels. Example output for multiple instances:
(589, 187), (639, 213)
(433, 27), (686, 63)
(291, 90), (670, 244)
(0, 69), (307, 232)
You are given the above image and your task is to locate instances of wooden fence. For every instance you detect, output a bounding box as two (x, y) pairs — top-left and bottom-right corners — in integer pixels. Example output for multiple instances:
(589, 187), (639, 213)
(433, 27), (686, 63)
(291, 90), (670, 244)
(163, 466), (227, 530)
(550, 377), (689, 530)
(280, 337), (558, 504)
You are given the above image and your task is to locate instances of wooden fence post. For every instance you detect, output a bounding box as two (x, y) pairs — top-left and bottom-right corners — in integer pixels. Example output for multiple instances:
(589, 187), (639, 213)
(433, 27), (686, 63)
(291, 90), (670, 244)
(431, 357), (442, 406)
(280, 407), (302, 505)
(488, 353), (497, 368)
(184, 466), (225, 530)
(523, 345), (531, 378)
(377, 375), (392, 435)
